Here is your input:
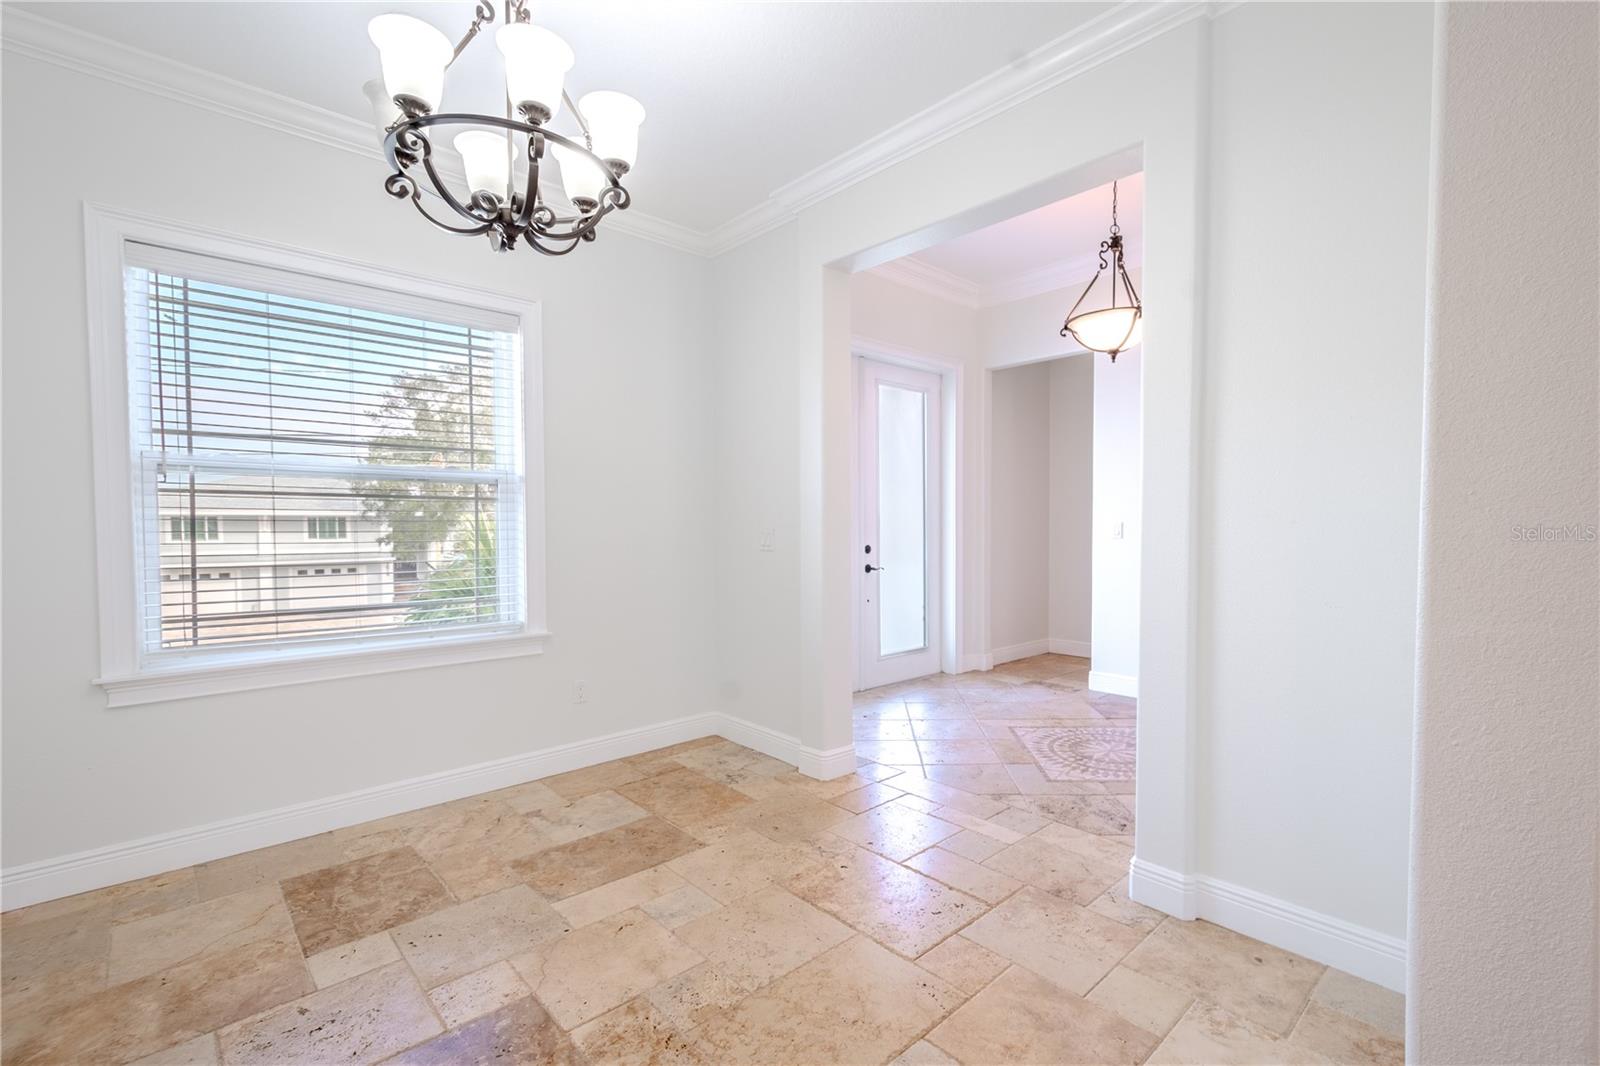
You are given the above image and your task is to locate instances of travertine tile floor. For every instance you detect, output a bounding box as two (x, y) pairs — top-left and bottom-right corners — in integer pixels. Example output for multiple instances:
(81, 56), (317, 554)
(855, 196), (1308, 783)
(0, 654), (1403, 1064)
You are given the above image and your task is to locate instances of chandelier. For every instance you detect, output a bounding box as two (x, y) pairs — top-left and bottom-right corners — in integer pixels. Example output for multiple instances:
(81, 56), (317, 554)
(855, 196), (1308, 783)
(1060, 180), (1142, 362)
(364, 2), (643, 255)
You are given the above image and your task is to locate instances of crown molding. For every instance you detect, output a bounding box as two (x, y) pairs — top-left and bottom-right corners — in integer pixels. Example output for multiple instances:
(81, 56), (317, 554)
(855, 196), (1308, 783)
(0, 7), (716, 257)
(980, 254), (1099, 307)
(3, 2), (1220, 260)
(870, 257), (982, 308)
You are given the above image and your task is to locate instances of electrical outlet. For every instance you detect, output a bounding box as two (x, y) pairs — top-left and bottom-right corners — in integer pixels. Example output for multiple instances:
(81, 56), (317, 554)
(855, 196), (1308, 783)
(758, 527), (776, 552)
(1112, 521), (1125, 540)
(573, 680), (588, 704)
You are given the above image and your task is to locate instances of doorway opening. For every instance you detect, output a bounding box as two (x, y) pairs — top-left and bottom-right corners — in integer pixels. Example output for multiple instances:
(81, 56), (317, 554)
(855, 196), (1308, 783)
(847, 174), (1143, 814)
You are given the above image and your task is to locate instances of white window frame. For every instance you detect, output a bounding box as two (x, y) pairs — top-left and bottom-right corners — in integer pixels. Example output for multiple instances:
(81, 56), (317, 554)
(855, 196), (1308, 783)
(84, 204), (549, 707)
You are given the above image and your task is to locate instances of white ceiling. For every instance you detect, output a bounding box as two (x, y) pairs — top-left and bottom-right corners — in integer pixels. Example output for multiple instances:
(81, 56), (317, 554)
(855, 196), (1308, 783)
(909, 170), (1144, 287)
(16, 1), (1111, 234)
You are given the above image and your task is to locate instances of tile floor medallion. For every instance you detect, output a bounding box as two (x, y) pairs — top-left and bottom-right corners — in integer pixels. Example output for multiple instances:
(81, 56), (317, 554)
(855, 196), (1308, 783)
(0, 657), (1403, 1064)
(1013, 725), (1137, 782)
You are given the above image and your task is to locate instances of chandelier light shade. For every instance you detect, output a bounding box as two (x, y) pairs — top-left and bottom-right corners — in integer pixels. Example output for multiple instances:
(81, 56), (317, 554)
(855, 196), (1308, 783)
(368, 0), (640, 255)
(1061, 180), (1142, 362)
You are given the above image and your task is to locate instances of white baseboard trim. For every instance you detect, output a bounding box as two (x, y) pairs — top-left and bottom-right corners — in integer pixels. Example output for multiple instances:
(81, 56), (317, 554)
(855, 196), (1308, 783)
(1088, 669), (1139, 697)
(958, 653), (993, 672)
(990, 639), (1051, 665)
(1128, 858), (1406, 992)
(1047, 638), (1092, 658)
(0, 711), (863, 911)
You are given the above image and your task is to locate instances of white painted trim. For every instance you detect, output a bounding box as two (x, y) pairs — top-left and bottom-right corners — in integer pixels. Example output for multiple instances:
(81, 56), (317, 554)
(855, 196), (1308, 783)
(1128, 859), (1407, 992)
(991, 639), (1052, 665)
(82, 203), (549, 707)
(1088, 669), (1139, 697)
(979, 257), (1099, 308)
(0, 711), (856, 910)
(1, 713), (720, 910)
(871, 258), (981, 308)
(959, 654), (993, 673)
(1048, 638), (1093, 658)
(0, 5), (1222, 260)
(96, 631), (551, 709)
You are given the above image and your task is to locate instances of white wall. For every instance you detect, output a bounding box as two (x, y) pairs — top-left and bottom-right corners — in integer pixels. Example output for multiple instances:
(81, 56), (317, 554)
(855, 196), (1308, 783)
(989, 362), (1050, 654)
(1090, 347), (1139, 688)
(1195, 0), (1432, 946)
(1047, 357), (1092, 653)
(1410, 3), (1598, 1060)
(712, 3), (1431, 983)
(1, 55), (717, 870)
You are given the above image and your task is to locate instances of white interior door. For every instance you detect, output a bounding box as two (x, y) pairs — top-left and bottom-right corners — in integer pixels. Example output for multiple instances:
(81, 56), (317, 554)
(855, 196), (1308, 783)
(857, 359), (942, 689)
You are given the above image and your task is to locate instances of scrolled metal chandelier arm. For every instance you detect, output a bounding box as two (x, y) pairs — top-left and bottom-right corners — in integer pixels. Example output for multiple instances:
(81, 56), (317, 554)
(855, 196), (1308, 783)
(369, 0), (638, 256)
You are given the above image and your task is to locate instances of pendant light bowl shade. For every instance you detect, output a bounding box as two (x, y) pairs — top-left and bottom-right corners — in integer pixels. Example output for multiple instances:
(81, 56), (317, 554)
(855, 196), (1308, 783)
(368, 14), (453, 113)
(496, 23), (574, 123)
(1065, 306), (1142, 355)
(454, 130), (511, 202)
(579, 91), (646, 172)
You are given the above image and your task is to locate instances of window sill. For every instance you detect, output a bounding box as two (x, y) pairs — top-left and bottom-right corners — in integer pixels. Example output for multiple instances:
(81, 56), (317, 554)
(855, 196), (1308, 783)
(95, 629), (550, 708)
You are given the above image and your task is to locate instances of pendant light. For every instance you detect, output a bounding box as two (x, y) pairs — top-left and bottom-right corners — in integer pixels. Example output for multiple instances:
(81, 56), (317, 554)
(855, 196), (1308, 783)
(1061, 180), (1142, 362)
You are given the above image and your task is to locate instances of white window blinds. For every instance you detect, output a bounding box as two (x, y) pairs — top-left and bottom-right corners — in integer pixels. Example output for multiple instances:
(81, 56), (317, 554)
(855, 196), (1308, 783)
(123, 242), (525, 662)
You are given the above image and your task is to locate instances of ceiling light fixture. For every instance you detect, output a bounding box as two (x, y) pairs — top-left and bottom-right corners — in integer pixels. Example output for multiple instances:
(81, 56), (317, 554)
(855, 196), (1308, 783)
(365, 1), (642, 255)
(1060, 180), (1141, 361)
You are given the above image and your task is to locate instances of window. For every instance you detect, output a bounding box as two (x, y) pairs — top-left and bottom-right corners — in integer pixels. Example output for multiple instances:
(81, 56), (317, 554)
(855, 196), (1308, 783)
(86, 208), (546, 706)
(306, 516), (348, 540)
(170, 515), (220, 541)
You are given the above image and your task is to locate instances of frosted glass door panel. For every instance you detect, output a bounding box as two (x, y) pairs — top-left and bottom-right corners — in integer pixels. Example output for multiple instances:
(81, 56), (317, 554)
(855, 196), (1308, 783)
(876, 382), (927, 656)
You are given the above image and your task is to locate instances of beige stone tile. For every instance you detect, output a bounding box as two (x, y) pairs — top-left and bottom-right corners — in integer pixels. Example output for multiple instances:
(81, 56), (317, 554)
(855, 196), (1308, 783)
(830, 781), (905, 813)
(1288, 1000), (1404, 1065)
(1008, 793), (1135, 835)
(554, 865), (687, 928)
(571, 996), (708, 1066)
(855, 719), (918, 741)
(1087, 875), (1167, 935)
(541, 758), (660, 799)
(917, 739), (1002, 764)
(670, 741), (794, 785)
(306, 930), (402, 989)
(492, 778), (567, 814)
(892, 1039), (961, 1065)
(961, 887), (1144, 995)
(938, 828), (1010, 863)
(784, 845), (987, 958)
(905, 847), (1023, 904)
(791, 767), (905, 799)
(928, 965), (1158, 1065)
(1037, 821), (1134, 863)
(427, 959), (531, 1028)
(1122, 919), (1325, 1035)
(525, 789), (651, 849)
(2, 868), (197, 930)
(909, 699), (985, 717)
(919, 762), (1021, 794)
(2, 932), (310, 1066)
(910, 719), (989, 740)
(192, 835), (342, 900)
(855, 739), (923, 765)
(1005, 761), (1113, 795)
(106, 884), (295, 986)
(693, 936), (964, 1066)
(509, 908), (703, 1029)
(1087, 965), (1195, 1036)
(982, 834), (1126, 906)
(666, 827), (823, 903)
(511, 816), (702, 900)
(915, 934), (1010, 994)
(281, 847), (453, 956)
(384, 997), (581, 1065)
(734, 791), (854, 844)
(1310, 968), (1405, 1038)
(391, 884), (570, 989)
(639, 884), (722, 930)
(826, 804), (961, 862)
(882, 772), (1009, 817)
(423, 839), (525, 902)
(1145, 1000), (1323, 1065)
(126, 1033), (220, 1066)
(218, 960), (436, 1064)
(987, 738), (1034, 763)
(925, 804), (1027, 842)
(891, 792), (944, 814)
(674, 885), (853, 992)
(987, 805), (1054, 835)
(337, 797), (534, 862)
(645, 962), (747, 1031)
(616, 767), (756, 830)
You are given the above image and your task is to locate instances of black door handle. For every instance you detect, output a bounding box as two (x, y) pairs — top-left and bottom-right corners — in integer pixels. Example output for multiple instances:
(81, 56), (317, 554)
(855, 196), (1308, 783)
(865, 564), (885, 573)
